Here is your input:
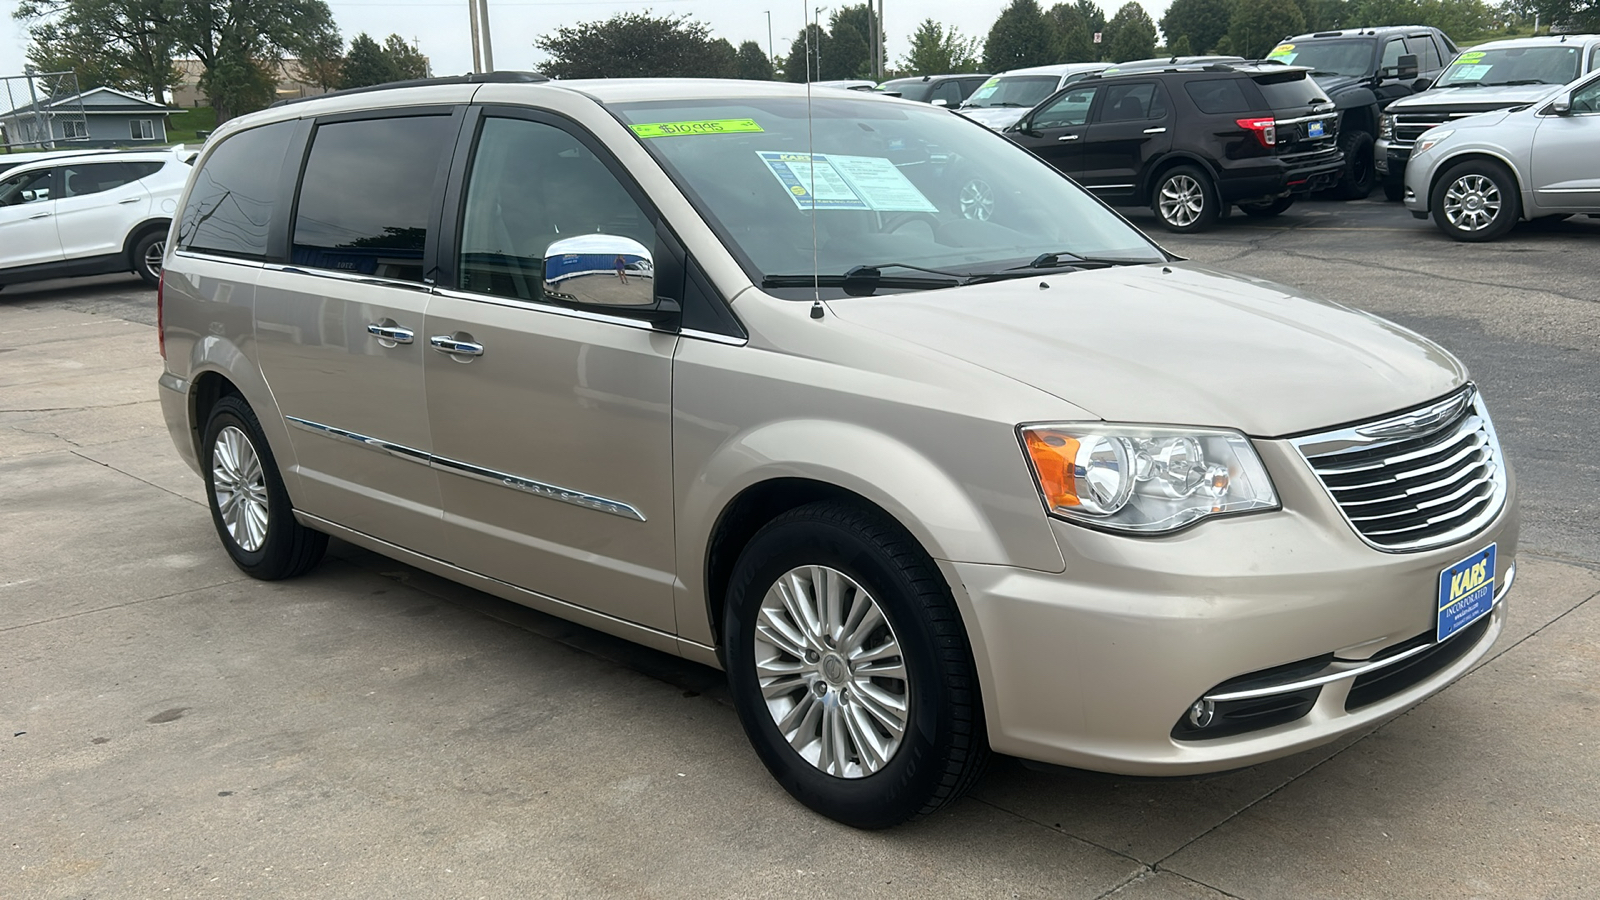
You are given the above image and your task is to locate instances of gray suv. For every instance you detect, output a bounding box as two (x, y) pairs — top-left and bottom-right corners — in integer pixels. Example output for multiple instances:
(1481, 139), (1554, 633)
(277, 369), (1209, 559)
(158, 73), (1519, 828)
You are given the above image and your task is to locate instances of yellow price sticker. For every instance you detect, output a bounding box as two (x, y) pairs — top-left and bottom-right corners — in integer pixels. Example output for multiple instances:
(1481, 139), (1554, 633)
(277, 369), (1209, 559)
(1268, 43), (1295, 56)
(1454, 51), (1486, 63)
(630, 118), (765, 139)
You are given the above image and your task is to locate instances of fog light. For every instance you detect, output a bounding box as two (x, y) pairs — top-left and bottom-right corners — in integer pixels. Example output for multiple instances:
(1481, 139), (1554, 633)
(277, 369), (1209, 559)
(1187, 699), (1216, 729)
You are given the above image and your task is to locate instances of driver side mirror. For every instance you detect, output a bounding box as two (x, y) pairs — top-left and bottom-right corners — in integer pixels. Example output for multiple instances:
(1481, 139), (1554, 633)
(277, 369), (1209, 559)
(1551, 92), (1572, 115)
(1396, 54), (1419, 81)
(931, 98), (949, 107)
(543, 234), (677, 326)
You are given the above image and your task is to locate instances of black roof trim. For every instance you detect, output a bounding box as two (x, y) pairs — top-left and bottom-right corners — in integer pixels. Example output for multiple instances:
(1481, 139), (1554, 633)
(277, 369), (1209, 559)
(271, 71), (550, 108)
(1080, 61), (1310, 81)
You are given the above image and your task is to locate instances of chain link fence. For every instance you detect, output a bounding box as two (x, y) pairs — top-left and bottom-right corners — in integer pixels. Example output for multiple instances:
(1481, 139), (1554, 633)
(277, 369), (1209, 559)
(1, 71), (89, 152)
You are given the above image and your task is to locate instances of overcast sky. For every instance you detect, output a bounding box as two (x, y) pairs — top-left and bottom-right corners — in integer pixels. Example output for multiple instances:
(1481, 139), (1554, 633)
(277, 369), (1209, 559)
(2, 0), (1174, 90)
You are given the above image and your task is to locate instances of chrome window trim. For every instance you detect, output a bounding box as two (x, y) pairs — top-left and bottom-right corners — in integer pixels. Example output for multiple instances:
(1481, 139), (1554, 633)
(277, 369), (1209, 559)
(172, 249), (266, 268)
(285, 415), (646, 521)
(680, 327), (748, 346)
(1273, 113), (1337, 125)
(429, 286), (661, 332)
(1205, 562), (1513, 703)
(263, 262), (433, 293)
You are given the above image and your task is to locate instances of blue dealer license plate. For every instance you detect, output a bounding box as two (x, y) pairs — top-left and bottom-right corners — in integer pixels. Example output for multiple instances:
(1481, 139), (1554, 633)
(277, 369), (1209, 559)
(1307, 120), (1326, 138)
(1437, 543), (1495, 641)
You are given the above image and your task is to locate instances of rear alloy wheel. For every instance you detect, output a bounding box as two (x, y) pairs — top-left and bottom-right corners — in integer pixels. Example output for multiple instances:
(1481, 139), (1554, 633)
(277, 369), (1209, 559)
(1432, 160), (1520, 242)
(1334, 131), (1375, 200)
(1152, 165), (1219, 232)
(132, 230), (165, 287)
(1237, 196), (1295, 218)
(202, 395), (328, 579)
(724, 501), (989, 828)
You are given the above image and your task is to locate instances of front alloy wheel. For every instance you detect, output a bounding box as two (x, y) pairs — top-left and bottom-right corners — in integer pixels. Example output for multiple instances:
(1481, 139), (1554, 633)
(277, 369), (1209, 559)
(754, 565), (909, 778)
(1432, 160), (1519, 242)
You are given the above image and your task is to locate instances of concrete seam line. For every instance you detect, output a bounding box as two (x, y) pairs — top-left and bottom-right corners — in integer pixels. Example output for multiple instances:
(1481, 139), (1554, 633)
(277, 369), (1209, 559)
(1517, 550), (1600, 574)
(69, 449), (203, 507)
(0, 578), (248, 634)
(968, 794), (1148, 869)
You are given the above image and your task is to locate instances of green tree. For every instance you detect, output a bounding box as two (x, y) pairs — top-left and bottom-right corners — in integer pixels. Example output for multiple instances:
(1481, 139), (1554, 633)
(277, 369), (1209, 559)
(382, 34), (431, 80)
(1228, 0), (1305, 59)
(340, 33), (396, 89)
(784, 24), (826, 82)
(1160, 0), (1234, 56)
(535, 12), (735, 79)
(901, 19), (982, 74)
(822, 12), (870, 78)
(984, 0), (1055, 72)
(166, 0), (339, 122)
(14, 0), (176, 102)
(1046, 4), (1095, 62)
(735, 40), (775, 79)
(1169, 34), (1194, 55)
(1107, 2), (1158, 60)
(830, 3), (883, 76)
(1075, 0), (1109, 57)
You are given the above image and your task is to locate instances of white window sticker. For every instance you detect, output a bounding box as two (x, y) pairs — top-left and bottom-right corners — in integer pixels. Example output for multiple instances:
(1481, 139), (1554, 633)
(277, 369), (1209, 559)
(757, 151), (937, 212)
(1450, 64), (1493, 81)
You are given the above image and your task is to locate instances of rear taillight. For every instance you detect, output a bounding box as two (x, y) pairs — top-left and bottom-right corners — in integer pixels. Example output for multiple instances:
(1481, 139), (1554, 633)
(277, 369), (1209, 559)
(1236, 117), (1277, 148)
(157, 270), (166, 359)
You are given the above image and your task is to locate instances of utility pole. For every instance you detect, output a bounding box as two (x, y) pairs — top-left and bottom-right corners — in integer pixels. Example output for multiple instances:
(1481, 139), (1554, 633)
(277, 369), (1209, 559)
(765, 11), (774, 62)
(477, 0), (495, 72)
(468, 0), (482, 73)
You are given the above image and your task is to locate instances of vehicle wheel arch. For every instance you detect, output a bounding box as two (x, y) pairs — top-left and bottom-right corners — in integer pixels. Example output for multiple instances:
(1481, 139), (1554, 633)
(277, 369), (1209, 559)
(1139, 152), (1219, 200)
(122, 218), (172, 262)
(1427, 150), (1527, 216)
(1335, 97), (1380, 133)
(189, 370), (243, 463)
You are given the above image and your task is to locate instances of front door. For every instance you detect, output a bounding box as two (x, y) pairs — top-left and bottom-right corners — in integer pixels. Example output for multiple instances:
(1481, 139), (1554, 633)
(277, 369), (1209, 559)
(1080, 80), (1174, 203)
(1531, 80), (1600, 210)
(1008, 84), (1099, 178)
(54, 161), (156, 260)
(424, 110), (679, 632)
(0, 167), (62, 270)
(253, 110), (460, 554)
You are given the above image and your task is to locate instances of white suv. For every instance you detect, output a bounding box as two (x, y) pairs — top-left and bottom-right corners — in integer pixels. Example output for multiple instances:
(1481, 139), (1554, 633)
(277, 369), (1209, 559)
(0, 147), (191, 291)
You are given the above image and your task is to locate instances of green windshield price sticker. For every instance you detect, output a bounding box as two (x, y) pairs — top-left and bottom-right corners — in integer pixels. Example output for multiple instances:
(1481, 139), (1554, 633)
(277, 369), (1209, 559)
(1455, 51), (1486, 63)
(1268, 43), (1295, 56)
(630, 118), (764, 139)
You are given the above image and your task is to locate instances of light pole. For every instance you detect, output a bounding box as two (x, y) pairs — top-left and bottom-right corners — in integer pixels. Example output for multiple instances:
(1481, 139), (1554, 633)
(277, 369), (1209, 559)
(468, 0), (495, 73)
(477, 0), (495, 72)
(468, 0), (482, 73)
(765, 10), (773, 63)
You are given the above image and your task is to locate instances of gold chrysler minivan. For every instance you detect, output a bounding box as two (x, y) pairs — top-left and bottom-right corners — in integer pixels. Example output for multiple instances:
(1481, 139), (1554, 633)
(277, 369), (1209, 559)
(157, 74), (1518, 828)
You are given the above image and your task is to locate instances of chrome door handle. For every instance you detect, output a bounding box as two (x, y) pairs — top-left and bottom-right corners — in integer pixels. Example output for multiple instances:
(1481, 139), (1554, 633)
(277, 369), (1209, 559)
(366, 323), (415, 344)
(1057, 134), (1080, 141)
(1143, 127), (1167, 134)
(430, 335), (484, 356)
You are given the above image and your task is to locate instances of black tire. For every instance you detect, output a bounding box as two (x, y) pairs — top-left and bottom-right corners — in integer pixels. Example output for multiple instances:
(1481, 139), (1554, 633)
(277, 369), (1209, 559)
(1333, 130), (1375, 200)
(1430, 159), (1520, 243)
(723, 501), (989, 829)
(1238, 196), (1295, 217)
(1151, 165), (1220, 233)
(201, 395), (327, 580)
(131, 229), (165, 287)
(1382, 175), (1406, 202)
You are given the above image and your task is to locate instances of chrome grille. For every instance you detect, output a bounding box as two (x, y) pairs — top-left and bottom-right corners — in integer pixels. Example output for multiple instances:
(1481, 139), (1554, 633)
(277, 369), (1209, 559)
(1393, 111), (1497, 145)
(1292, 387), (1507, 552)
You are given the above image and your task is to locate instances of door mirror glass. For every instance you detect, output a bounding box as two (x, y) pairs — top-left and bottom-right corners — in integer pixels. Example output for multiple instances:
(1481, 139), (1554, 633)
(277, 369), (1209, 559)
(543, 234), (655, 308)
(1551, 92), (1572, 115)
(1397, 54), (1419, 81)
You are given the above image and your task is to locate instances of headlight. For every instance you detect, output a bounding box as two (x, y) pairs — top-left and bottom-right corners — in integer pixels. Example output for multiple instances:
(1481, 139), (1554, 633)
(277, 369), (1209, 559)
(1379, 114), (1395, 139)
(1416, 129), (1454, 154)
(1020, 424), (1279, 534)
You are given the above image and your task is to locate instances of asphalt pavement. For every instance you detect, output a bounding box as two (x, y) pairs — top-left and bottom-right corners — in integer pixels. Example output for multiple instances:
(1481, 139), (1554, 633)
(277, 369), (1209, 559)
(3, 196), (1598, 899)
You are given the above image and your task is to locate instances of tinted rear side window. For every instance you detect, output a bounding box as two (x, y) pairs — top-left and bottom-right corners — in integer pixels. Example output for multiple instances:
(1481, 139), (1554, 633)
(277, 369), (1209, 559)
(292, 115), (454, 283)
(1252, 73), (1328, 111)
(1184, 78), (1252, 114)
(178, 121), (295, 259)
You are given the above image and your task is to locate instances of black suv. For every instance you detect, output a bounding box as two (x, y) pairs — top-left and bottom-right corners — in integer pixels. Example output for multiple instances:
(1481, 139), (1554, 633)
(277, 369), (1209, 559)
(1003, 63), (1343, 232)
(1266, 27), (1457, 199)
(878, 73), (990, 107)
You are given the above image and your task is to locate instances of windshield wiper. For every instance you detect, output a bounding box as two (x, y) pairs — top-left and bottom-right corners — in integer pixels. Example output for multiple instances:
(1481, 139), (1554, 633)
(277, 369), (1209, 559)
(1483, 79), (1552, 86)
(762, 263), (962, 296)
(960, 254), (1147, 285)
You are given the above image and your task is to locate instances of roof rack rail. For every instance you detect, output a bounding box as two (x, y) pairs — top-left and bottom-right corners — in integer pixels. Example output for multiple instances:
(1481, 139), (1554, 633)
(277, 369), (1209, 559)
(271, 71), (549, 108)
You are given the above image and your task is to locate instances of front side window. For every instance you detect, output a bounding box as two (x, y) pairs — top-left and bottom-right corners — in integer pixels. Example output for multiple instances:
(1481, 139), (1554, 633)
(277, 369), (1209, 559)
(1572, 77), (1600, 114)
(292, 115), (454, 283)
(0, 169), (53, 206)
(614, 96), (1165, 297)
(1033, 86), (1097, 128)
(457, 116), (654, 304)
(1381, 39), (1409, 73)
(178, 120), (295, 259)
(1438, 46), (1583, 87)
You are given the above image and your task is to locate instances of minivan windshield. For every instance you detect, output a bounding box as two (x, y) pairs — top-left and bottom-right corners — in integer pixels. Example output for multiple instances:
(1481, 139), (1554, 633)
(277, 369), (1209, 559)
(1435, 46), (1583, 86)
(960, 75), (1060, 109)
(612, 96), (1165, 295)
(1266, 39), (1375, 77)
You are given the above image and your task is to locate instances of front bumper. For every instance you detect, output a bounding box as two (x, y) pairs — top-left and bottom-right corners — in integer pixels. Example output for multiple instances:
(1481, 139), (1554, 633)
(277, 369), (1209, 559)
(944, 439), (1519, 776)
(1375, 137), (1412, 177)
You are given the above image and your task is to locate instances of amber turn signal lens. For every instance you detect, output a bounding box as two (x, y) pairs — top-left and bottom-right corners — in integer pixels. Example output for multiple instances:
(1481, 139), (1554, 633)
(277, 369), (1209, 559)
(1023, 428), (1082, 509)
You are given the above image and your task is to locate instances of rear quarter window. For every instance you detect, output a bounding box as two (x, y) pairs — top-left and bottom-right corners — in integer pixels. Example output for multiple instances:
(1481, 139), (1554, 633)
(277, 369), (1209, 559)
(177, 121), (295, 259)
(1184, 78), (1252, 114)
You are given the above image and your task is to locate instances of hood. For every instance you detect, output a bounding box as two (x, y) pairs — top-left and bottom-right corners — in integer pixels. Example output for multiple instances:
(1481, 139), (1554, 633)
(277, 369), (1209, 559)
(827, 264), (1468, 436)
(956, 106), (1027, 130)
(1387, 83), (1563, 113)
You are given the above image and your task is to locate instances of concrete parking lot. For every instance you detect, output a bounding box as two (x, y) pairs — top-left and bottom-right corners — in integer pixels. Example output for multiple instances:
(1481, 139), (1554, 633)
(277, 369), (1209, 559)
(3, 198), (1598, 899)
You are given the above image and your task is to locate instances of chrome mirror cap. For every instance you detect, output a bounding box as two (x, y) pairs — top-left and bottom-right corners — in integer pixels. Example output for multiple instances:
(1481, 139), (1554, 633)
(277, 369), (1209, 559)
(543, 234), (654, 307)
